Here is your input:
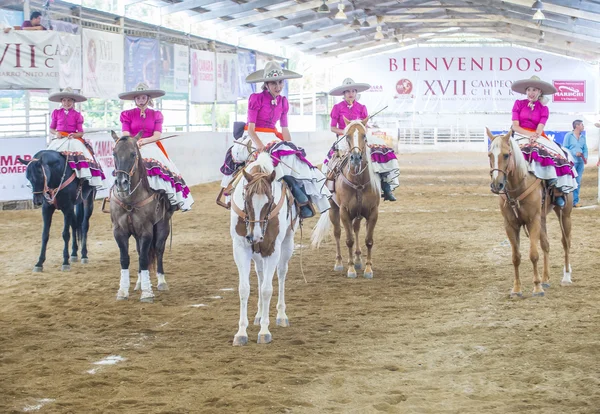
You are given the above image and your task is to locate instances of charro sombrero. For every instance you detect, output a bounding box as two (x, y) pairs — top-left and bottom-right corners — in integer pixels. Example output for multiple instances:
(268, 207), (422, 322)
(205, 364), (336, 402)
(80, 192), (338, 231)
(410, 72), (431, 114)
(48, 87), (87, 103)
(118, 82), (165, 100)
(329, 78), (371, 96)
(245, 61), (302, 83)
(511, 75), (557, 95)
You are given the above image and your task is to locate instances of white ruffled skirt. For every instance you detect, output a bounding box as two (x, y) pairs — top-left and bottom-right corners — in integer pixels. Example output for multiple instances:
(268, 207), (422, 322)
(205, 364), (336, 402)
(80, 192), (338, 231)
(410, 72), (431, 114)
(47, 137), (106, 189)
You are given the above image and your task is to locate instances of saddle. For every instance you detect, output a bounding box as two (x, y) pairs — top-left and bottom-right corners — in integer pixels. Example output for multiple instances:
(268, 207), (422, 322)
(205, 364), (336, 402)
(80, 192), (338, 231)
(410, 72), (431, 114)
(324, 150), (349, 193)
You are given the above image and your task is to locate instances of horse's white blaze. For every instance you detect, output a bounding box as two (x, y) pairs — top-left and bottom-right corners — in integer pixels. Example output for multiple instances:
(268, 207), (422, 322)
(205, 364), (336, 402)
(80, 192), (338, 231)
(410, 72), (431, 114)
(251, 193), (270, 241)
(491, 144), (501, 180)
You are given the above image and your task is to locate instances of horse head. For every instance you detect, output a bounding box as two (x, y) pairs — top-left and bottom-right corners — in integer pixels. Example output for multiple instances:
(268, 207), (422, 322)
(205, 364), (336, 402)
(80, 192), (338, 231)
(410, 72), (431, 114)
(240, 153), (277, 244)
(487, 128), (517, 194)
(343, 116), (369, 172)
(111, 131), (144, 195)
(18, 151), (67, 206)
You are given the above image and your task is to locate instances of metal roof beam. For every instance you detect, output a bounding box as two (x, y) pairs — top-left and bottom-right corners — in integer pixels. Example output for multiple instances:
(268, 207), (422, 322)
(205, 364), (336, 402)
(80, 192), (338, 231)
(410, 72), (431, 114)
(217, 0), (325, 29)
(190, 0), (294, 23)
(161, 0), (223, 15)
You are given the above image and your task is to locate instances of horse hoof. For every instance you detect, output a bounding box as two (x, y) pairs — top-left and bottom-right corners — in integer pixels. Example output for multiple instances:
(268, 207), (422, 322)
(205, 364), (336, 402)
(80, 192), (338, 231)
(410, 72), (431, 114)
(233, 335), (248, 346)
(561, 280), (573, 286)
(61, 265), (70, 271)
(542, 282), (550, 289)
(157, 282), (169, 291)
(257, 333), (272, 344)
(254, 317), (261, 325)
(140, 296), (154, 303)
(276, 318), (290, 327)
(116, 292), (129, 301)
(81, 258), (89, 264)
(354, 262), (363, 270)
(510, 292), (523, 298)
(32, 266), (43, 273)
(70, 256), (78, 262)
(134, 282), (141, 291)
(333, 264), (344, 272)
(363, 271), (373, 279)
(532, 291), (545, 297)
(347, 272), (357, 279)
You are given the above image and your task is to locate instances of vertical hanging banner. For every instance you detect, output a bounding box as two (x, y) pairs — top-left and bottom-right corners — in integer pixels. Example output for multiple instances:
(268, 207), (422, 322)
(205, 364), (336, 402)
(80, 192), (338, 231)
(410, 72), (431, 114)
(82, 29), (124, 99)
(160, 42), (189, 100)
(0, 137), (46, 202)
(216, 52), (239, 102)
(190, 49), (215, 103)
(58, 33), (82, 90)
(237, 50), (255, 98)
(125, 36), (160, 90)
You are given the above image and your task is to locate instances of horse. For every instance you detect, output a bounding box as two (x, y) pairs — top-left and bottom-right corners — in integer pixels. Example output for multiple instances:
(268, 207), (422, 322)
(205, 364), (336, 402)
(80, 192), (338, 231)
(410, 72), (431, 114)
(311, 117), (381, 278)
(230, 152), (298, 346)
(110, 131), (173, 303)
(18, 150), (95, 272)
(487, 129), (573, 298)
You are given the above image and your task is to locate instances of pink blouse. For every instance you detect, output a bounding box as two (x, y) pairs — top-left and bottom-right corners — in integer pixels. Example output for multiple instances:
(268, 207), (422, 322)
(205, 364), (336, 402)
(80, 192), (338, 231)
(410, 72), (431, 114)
(50, 108), (84, 133)
(120, 108), (164, 138)
(512, 99), (549, 131)
(247, 89), (289, 129)
(330, 100), (368, 129)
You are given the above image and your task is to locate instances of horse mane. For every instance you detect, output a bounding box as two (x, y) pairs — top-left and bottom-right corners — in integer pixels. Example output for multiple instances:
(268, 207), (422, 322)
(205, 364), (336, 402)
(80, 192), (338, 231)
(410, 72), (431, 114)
(345, 120), (381, 193)
(116, 135), (151, 192)
(490, 134), (528, 180)
(244, 152), (275, 196)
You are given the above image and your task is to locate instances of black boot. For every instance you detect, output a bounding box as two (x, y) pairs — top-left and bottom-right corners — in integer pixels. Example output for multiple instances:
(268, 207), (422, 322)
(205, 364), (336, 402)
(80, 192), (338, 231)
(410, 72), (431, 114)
(282, 176), (309, 204)
(300, 205), (314, 218)
(381, 179), (396, 202)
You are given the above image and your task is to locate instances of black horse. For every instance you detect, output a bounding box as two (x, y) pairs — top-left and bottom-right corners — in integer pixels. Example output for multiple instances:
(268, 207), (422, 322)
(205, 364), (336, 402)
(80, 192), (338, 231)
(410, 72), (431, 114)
(110, 131), (173, 303)
(18, 150), (95, 272)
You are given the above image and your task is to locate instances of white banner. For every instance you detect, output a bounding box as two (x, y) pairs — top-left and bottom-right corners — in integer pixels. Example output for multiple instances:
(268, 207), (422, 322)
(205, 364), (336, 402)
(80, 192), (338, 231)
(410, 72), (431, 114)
(86, 132), (115, 199)
(0, 137), (46, 202)
(82, 29), (124, 99)
(0, 31), (61, 89)
(174, 44), (189, 96)
(190, 49), (215, 103)
(340, 46), (599, 113)
(58, 33), (82, 90)
(217, 52), (240, 102)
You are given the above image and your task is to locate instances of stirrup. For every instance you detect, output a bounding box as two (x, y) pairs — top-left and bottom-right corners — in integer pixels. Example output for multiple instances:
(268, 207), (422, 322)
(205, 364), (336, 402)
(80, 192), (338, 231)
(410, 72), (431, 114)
(216, 187), (231, 209)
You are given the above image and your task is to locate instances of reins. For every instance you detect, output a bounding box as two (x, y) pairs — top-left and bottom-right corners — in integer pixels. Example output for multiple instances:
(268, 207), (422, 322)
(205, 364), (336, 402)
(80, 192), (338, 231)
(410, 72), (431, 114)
(30, 157), (77, 207)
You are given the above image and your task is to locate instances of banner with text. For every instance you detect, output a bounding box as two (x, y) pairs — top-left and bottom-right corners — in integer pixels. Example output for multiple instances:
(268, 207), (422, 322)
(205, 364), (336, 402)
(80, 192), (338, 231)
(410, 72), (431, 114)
(160, 42), (189, 100)
(0, 137), (46, 202)
(86, 132), (115, 199)
(217, 52), (240, 102)
(82, 29), (124, 99)
(190, 49), (215, 103)
(125, 36), (160, 91)
(237, 50), (256, 98)
(338, 47), (598, 114)
(58, 33), (82, 90)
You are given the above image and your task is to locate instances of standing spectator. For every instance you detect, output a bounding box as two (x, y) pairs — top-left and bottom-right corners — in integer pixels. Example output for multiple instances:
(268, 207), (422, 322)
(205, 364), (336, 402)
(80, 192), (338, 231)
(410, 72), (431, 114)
(20, 11), (46, 30)
(563, 120), (587, 207)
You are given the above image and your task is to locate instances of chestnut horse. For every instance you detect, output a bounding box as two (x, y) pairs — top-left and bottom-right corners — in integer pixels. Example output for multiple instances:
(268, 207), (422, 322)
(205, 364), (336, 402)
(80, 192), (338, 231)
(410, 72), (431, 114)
(311, 118), (381, 278)
(487, 129), (573, 297)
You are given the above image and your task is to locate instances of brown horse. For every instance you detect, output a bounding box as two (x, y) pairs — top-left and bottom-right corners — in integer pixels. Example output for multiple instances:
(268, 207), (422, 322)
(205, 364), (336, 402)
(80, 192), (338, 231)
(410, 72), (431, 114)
(312, 118), (381, 278)
(487, 129), (573, 297)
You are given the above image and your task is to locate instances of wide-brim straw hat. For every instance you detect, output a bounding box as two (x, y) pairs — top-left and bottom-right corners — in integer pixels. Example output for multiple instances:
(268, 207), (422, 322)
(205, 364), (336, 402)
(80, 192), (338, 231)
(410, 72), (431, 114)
(118, 82), (165, 100)
(329, 78), (371, 96)
(48, 87), (87, 103)
(245, 61), (302, 83)
(511, 75), (557, 95)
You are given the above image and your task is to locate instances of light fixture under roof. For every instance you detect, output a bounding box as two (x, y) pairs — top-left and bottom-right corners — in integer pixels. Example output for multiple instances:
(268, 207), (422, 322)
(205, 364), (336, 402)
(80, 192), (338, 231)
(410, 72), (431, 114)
(533, 9), (545, 20)
(351, 16), (361, 27)
(531, 0), (543, 10)
(538, 30), (545, 43)
(374, 25), (384, 40)
(317, 0), (330, 13)
(334, 2), (347, 20)
(361, 16), (370, 28)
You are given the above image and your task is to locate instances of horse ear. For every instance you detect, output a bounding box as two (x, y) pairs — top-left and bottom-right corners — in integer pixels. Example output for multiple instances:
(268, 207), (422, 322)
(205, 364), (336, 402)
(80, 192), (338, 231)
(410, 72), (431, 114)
(243, 169), (253, 183)
(133, 131), (143, 141)
(361, 116), (369, 126)
(111, 130), (120, 142)
(268, 170), (276, 183)
(343, 116), (351, 126)
(503, 129), (512, 141)
(17, 157), (28, 165)
(485, 127), (495, 141)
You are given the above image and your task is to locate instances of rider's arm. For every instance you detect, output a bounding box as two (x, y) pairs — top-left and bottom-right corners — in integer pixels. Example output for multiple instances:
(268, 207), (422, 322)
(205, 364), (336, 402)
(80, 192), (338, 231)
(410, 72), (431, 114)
(282, 127), (291, 142)
(330, 104), (345, 135)
(247, 123), (265, 151)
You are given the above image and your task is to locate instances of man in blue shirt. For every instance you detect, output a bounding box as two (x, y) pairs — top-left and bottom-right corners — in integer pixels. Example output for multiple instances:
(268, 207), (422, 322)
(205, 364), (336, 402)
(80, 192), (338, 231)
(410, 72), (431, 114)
(563, 119), (587, 207)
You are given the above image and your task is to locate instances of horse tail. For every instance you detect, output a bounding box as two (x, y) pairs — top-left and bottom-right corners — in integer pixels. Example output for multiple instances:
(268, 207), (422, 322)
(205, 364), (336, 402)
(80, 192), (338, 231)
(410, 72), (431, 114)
(75, 202), (84, 244)
(311, 211), (332, 248)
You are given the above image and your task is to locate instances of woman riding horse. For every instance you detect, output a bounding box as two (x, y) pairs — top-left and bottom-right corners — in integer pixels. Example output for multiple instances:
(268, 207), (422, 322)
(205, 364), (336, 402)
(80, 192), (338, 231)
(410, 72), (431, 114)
(219, 62), (331, 218)
(324, 78), (399, 202)
(118, 83), (194, 211)
(47, 88), (105, 190)
(510, 75), (578, 208)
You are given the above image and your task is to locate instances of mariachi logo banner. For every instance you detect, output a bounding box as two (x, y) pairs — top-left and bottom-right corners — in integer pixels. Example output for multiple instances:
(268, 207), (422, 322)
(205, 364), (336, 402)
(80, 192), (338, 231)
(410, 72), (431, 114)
(125, 36), (160, 91)
(82, 29), (124, 99)
(217, 52), (240, 102)
(190, 49), (215, 103)
(160, 42), (189, 100)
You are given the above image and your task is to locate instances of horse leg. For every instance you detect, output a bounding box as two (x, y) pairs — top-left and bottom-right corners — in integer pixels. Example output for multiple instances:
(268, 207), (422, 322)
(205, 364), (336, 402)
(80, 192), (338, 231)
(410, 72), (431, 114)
(115, 231), (131, 300)
(34, 204), (55, 272)
(134, 238), (141, 291)
(540, 216), (550, 289)
(233, 241), (252, 346)
(138, 235), (155, 302)
(70, 206), (79, 263)
(558, 205), (573, 285)
(155, 219), (170, 291)
(61, 208), (74, 271)
(253, 258), (264, 325)
(341, 209), (357, 278)
(363, 210), (379, 279)
(276, 231), (294, 327)
(80, 190), (94, 264)
(257, 250), (280, 344)
(330, 203), (344, 272)
(505, 223), (522, 297)
(352, 217), (363, 270)
(526, 219), (544, 297)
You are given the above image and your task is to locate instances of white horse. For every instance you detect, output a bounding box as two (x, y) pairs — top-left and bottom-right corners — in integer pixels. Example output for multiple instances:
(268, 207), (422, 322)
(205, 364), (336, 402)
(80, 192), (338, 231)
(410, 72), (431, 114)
(230, 152), (299, 346)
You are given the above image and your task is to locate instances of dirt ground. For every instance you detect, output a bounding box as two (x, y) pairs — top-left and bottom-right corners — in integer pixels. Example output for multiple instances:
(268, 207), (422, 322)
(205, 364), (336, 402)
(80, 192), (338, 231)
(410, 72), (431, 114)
(1, 152), (599, 414)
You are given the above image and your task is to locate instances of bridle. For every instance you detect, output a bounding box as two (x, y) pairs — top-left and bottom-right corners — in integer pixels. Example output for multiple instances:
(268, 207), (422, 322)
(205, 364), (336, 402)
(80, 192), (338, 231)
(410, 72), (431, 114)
(489, 149), (514, 195)
(113, 141), (142, 197)
(29, 157), (76, 207)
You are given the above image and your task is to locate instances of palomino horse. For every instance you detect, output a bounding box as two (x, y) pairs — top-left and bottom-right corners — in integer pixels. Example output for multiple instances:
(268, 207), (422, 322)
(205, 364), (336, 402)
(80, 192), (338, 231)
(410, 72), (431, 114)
(110, 132), (173, 303)
(230, 152), (298, 346)
(487, 129), (573, 297)
(18, 150), (95, 272)
(312, 118), (381, 278)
